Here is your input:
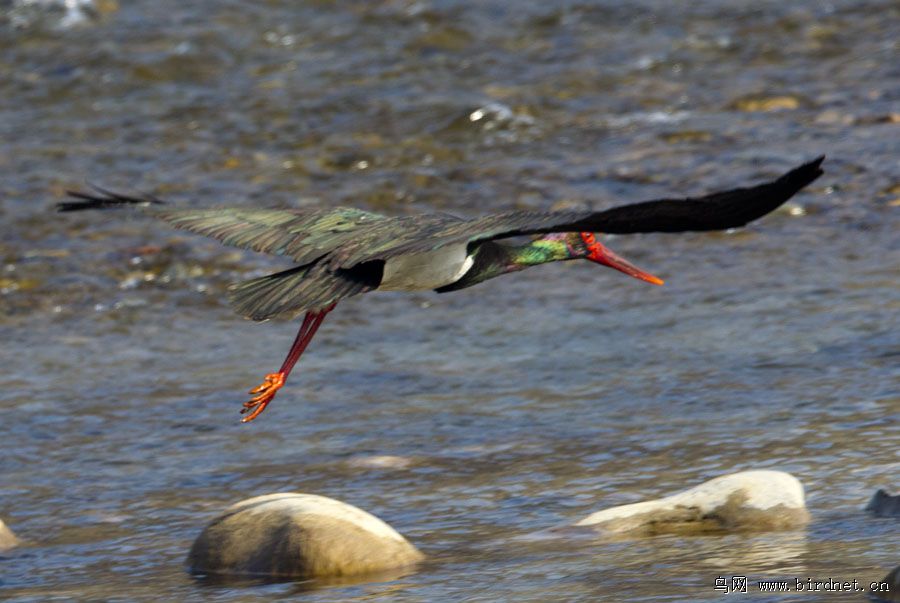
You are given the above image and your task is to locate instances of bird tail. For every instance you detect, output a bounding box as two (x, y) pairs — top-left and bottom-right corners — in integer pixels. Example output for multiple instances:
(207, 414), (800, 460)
(57, 187), (166, 212)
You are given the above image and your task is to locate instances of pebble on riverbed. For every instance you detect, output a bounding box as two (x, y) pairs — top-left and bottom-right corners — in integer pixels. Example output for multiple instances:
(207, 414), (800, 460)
(187, 493), (424, 578)
(0, 517), (19, 550)
(573, 470), (809, 535)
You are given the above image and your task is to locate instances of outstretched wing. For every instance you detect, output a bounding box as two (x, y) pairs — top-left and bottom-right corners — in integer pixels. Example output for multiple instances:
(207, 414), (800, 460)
(153, 206), (389, 266)
(331, 156), (825, 268)
(546, 155), (825, 235)
(58, 192), (395, 319)
(59, 189), (391, 266)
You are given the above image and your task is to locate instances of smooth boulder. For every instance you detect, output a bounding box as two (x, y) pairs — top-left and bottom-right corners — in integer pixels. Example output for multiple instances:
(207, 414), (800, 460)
(188, 493), (424, 578)
(574, 470), (809, 535)
(0, 517), (18, 550)
(866, 489), (900, 518)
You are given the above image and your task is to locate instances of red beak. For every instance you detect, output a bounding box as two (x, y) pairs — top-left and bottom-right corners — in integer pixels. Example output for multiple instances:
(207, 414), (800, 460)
(581, 233), (664, 286)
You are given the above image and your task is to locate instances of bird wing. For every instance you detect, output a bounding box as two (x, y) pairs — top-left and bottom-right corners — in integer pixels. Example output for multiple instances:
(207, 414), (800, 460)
(324, 213), (466, 270)
(60, 189), (397, 265)
(58, 191), (437, 319)
(543, 155), (825, 235)
(330, 156), (824, 268)
(228, 260), (383, 321)
(228, 213), (470, 319)
(155, 210), (465, 319)
(152, 206), (390, 266)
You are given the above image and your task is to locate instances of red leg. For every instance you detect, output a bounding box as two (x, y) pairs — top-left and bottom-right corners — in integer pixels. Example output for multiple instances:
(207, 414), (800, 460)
(240, 303), (336, 423)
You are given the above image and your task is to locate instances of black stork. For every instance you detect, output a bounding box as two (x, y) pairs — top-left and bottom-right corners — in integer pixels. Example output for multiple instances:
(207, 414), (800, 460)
(59, 156), (824, 422)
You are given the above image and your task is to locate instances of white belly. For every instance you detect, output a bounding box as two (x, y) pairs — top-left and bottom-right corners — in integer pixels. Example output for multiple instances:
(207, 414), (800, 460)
(378, 244), (474, 291)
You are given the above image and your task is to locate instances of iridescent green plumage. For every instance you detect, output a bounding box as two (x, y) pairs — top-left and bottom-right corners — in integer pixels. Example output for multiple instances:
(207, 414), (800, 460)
(512, 237), (576, 266)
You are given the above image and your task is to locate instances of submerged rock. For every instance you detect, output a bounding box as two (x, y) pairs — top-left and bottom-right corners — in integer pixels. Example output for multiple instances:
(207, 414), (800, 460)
(0, 517), (19, 550)
(347, 455), (414, 470)
(872, 566), (900, 602)
(573, 470), (809, 535)
(730, 95), (803, 112)
(866, 489), (900, 518)
(187, 493), (424, 578)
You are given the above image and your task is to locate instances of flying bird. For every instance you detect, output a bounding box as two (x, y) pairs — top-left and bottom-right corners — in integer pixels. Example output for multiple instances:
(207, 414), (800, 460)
(59, 156), (824, 422)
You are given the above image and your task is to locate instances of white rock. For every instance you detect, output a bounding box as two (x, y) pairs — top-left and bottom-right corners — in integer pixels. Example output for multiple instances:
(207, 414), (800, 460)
(574, 470), (809, 534)
(187, 493), (423, 578)
(0, 517), (18, 550)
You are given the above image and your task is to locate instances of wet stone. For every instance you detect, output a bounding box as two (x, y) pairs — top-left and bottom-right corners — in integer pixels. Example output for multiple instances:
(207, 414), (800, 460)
(872, 566), (900, 603)
(187, 493), (424, 579)
(0, 517), (19, 550)
(573, 470), (809, 535)
(865, 489), (900, 518)
(730, 95), (803, 112)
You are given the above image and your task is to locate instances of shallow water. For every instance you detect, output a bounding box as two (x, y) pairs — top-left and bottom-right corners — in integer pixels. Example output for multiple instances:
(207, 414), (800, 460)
(1, 0), (898, 601)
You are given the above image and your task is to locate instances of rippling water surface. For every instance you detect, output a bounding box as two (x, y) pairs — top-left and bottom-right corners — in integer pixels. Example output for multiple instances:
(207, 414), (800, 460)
(1, 1), (898, 601)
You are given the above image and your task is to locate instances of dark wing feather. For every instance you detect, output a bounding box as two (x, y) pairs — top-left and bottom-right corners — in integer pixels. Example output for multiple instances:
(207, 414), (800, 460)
(60, 188), (392, 265)
(59, 192), (392, 319)
(228, 261), (381, 321)
(326, 214), (465, 270)
(154, 207), (388, 265)
(332, 156), (824, 267)
(550, 155), (825, 234)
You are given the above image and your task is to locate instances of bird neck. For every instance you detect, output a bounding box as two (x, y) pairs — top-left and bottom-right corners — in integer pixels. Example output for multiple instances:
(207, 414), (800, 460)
(435, 235), (580, 293)
(507, 236), (578, 268)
